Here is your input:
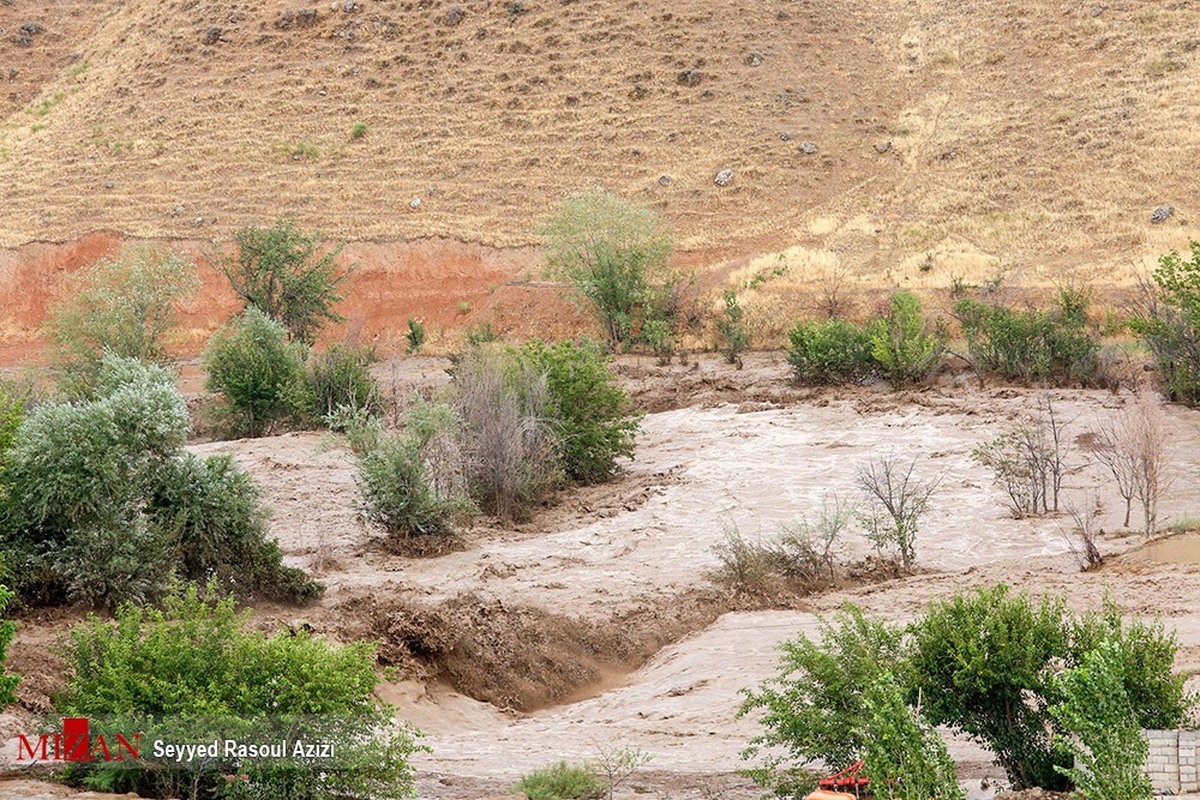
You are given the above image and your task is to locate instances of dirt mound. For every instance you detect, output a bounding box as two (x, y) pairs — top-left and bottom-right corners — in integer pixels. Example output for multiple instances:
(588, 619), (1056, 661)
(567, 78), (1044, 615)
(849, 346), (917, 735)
(344, 588), (728, 712)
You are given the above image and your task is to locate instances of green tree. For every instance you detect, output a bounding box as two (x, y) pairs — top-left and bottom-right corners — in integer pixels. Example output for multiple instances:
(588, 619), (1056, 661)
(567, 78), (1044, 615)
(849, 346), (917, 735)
(868, 291), (945, 387)
(45, 246), (198, 396)
(1051, 641), (1153, 800)
(859, 672), (965, 800)
(0, 583), (18, 706)
(908, 585), (1073, 790)
(1132, 240), (1200, 404)
(203, 307), (310, 437)
(739, 605), (907, 792)
(58, 583), (422, 799)
(219, 218), (352, 344)
(542, 191), (677, 350)
(516, 339), (640, 484)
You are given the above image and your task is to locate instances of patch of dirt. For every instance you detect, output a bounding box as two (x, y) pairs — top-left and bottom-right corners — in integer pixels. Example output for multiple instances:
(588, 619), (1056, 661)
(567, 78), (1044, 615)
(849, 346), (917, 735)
(337, 587), (729, 713)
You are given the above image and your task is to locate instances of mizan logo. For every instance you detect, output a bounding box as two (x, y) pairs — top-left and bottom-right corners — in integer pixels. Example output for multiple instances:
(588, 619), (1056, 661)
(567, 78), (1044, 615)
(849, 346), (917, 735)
(17, 718), (141, 763)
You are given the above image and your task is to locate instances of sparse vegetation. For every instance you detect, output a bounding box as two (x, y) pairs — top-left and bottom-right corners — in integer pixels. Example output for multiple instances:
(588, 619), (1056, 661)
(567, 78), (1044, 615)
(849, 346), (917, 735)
(542, 190), (679, 351)
(218, 218), (351, 345)
(857, 454), (938, 573)
(716, 289), (750, 364)
(45, 245), (198, 396)
(1091, 391), (1169, 534)
(350, 121), (368, 139)
(973, 395), (1071, 517)
(58, 583), (422, 799)
(454, 347), (561, 520)
(406, 317), (426, 353)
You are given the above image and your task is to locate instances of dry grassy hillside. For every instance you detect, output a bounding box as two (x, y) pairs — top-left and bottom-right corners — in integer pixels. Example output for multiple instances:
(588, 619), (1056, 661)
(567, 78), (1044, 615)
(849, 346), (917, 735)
(1, 0), (1198, 286)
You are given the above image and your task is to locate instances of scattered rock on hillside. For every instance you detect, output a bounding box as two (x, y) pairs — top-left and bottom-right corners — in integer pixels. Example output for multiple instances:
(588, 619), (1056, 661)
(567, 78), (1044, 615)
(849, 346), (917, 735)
(745, 52), (764, 67)
(171, 205), (183, 217)
(341, 0), (358, 12)
(445, 6), (465, 26)
(714, 168), (735, 187)
(193, 216), (206, 226)
(874, 140), (893, 153)
(800, 141), (818, 154)
(779, 131), (792, 141)
(409, 198), (421, 210)
(676, 69), (702, 87)
(202, 26), (222, 45)
(1151, 205), (1174, 224)
(658, 175), (672, 186)
(276, 8), (319, 29)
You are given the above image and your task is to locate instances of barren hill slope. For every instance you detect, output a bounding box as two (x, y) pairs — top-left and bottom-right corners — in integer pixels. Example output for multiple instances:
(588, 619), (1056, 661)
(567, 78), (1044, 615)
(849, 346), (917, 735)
(1, 0), (1198, 284)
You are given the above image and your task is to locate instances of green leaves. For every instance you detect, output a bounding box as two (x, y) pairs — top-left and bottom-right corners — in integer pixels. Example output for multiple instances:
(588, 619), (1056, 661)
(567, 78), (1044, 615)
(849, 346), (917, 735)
(1132, 241), (1200, 404)
(219, 218), (351, 345)
(46, 246), (199, 397)
(867, 291), (945, 388)
(542, 191), (678, 350)
(786, 318), (874, 385)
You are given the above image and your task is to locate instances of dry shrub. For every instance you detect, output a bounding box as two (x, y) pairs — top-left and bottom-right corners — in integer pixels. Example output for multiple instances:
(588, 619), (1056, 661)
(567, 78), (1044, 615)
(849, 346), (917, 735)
(454, 348), (561, 521)
(1064, 493), (1105, 570)
(1091, 389), (1169, 535)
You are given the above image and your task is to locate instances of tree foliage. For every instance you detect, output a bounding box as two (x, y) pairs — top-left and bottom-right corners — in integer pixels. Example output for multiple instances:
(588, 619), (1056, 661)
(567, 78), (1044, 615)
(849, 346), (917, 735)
(868, 291), (945, 388)
(203, 307), (310, 437)
(219, 218), (352, 344)
(0, 354), (320, 607)
(46, 246), (198, 396)
(542, 191), (678, 350)
(1132, 241), (1200, 404)
(58, 583), (421, 799)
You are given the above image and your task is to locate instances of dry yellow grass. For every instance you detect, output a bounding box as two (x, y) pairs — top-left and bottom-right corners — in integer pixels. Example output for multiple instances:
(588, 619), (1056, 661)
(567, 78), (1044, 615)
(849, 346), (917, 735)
(0, 0), (1197, 295)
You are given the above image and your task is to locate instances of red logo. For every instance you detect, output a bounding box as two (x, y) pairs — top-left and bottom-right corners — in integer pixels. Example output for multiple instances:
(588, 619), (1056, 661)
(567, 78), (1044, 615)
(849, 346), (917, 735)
(16, 718), (141, 762)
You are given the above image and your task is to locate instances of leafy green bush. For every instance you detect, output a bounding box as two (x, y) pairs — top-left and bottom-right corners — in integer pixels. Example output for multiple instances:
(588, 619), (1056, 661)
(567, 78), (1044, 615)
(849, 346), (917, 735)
(356, 430), (466, 541)
(739, 605), (907, 781)
(0, 382), (27, 458)
(1050, 640), (1153, 800)
(0, 583), (19, 707)
(859, 672), (965, 800)
(909, 585), (1073, 790)
(867, 291), (945, 387)
(741, 585), (1192, 795)
(405, 317), (426, 354)
(717, 289), (750, 364)
(957, 287), (1101, 384)
(305, 344), (379, 419)
(516, 761), (603, 800)
(0, 355), (319, 607)
(786, 318), (875, 385)
(203, 307), (310, 437)
(219, 218), (351, 344)
(58, 583), (422, 799)
(45, 246), (198, 396)
(1131, 241), (1200, 404)
(515, 339), (639, 484)
(151, 453), (321, 601)
(542, 191), (679, 350)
